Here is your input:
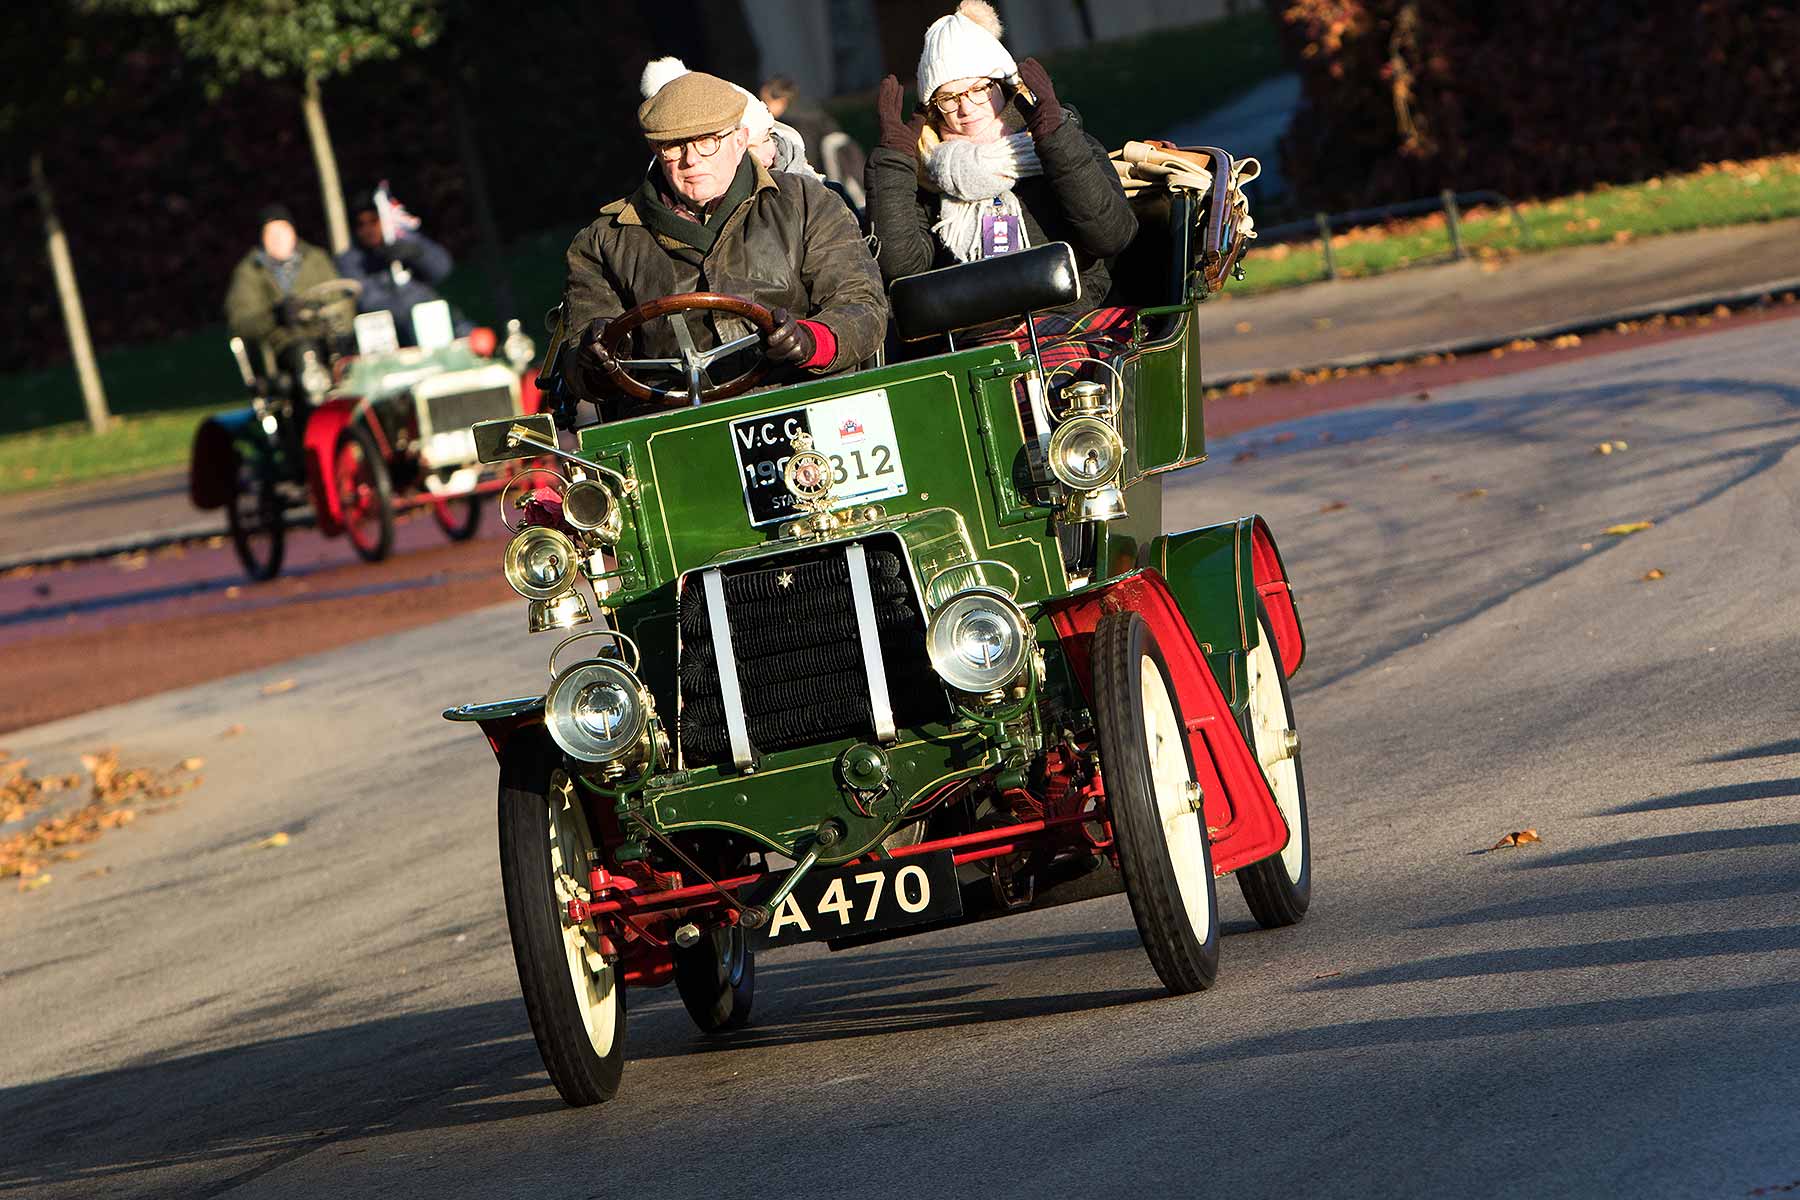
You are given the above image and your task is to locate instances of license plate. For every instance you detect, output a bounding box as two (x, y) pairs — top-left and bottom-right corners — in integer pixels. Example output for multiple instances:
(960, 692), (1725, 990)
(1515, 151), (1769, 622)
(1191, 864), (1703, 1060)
(730, 388), (908, 527)
(746, 850), (960, 949)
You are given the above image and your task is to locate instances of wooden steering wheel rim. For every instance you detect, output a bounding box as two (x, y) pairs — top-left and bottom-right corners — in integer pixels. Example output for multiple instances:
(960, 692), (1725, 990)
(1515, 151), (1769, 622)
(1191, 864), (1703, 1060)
(595, 292), (779, 406)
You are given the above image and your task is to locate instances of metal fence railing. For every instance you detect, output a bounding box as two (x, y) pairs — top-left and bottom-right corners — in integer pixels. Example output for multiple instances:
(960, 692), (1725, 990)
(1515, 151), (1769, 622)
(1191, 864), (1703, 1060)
(1257, 190), (1536, 281)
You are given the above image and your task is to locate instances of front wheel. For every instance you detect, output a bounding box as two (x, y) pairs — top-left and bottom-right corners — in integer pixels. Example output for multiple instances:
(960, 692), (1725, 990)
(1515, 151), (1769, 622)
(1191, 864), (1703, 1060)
(674, 925), (755, 1033)
(432, 490), (482, 541)
(1094, 611), (1221, 995)
(334, 425), (395, 563)
(498, 735), (626, 1106)
(1235, 601), (1312, 928)
(226, 454), (285, 582)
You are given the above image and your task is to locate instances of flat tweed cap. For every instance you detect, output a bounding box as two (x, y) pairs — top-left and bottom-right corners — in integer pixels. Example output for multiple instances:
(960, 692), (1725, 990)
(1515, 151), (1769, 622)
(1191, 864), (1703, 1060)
(638, 71), (748, 142)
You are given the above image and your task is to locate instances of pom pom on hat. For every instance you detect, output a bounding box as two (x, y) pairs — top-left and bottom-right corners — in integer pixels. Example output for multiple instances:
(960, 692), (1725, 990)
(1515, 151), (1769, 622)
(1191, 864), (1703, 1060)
(640, 56), (690, 100)
(639, 54), (774, 140)
(916, 0), (1016, 106)
(958, 0), (1002, 37)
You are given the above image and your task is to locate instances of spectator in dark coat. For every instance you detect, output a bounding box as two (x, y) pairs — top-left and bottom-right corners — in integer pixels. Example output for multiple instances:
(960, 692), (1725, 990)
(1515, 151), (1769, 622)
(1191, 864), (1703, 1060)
(334, 189), (470, 346)
(863, 1), (1135, 318)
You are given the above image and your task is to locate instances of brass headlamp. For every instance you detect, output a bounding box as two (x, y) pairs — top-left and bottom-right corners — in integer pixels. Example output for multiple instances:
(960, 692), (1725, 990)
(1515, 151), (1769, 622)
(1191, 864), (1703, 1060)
(503, 525), (592, 632)
(1049, 379), (1127, 523)
(561, 478), (623, 543)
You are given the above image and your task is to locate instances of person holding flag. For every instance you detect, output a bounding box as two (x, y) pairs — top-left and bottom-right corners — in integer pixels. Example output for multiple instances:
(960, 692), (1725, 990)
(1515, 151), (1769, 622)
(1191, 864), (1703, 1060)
(335, 182), (471, 346)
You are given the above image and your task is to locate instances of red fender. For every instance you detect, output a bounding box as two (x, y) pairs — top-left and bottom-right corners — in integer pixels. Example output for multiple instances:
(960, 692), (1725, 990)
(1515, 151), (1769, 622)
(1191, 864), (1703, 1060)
(474, 711), (546, 761)
(1250, 516), (1305, 676)
(302, 397), (356, 536)
(1045, 570), (1289, 875)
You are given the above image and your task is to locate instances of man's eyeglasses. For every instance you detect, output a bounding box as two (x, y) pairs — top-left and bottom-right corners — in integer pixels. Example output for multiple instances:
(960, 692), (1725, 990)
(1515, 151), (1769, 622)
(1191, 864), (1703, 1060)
(651, 129), (736, 161)
(930, 80), (996, 115)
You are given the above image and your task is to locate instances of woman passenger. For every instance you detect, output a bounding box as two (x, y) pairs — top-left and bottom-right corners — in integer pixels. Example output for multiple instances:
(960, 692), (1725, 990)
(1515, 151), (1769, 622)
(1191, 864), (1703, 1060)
(864, 0), (1137, 344)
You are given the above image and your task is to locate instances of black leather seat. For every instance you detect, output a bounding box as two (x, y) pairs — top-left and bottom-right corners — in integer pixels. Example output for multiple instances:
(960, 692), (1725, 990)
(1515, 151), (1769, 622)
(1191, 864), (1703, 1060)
(888, 242), (1081, 343)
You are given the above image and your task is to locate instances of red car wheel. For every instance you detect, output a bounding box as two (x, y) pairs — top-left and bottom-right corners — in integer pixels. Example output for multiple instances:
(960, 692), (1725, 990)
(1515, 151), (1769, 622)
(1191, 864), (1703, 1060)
(334, 425), (395, 563)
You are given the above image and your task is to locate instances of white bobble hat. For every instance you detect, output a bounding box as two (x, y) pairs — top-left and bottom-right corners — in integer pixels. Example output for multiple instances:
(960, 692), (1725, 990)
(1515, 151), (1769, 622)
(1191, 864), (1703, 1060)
(916, 0), (1016, 106)
(641, 55), (776, 140)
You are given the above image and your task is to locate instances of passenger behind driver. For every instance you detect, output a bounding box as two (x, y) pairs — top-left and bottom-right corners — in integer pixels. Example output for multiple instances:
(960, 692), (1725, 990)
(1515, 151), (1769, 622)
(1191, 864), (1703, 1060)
(223, 203), (340, 370)
(335, 187), (472, 347)
(562, 69), (885, 418)
(864, 1), (1136, 353)
(640, 57), (817, 178)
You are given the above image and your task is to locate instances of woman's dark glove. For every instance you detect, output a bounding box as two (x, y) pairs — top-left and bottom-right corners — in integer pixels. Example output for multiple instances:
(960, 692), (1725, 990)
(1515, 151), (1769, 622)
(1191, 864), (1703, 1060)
(875, 75), (919, 153)
(766, 308), (816, 365)
(1016, 58), (1063, 140)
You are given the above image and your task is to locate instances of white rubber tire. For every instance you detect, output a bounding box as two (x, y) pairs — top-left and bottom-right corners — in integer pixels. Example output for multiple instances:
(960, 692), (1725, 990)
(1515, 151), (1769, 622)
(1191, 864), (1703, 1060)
(1235, 601), (1312, 928)
(1094, 611), (1221, 994)
(498, 735), (626, 1106)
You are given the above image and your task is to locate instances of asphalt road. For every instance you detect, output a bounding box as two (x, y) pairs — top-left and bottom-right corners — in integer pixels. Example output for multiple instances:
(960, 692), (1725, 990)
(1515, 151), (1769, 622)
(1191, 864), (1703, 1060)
(4, 316), (1799, 1199)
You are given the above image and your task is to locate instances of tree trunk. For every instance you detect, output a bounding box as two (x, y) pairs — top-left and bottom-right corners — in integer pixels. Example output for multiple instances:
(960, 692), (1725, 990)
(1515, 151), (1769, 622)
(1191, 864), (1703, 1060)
(29, 152), (111, 434)
(449, 84), (516, 323)
(302, 74), (350, 255)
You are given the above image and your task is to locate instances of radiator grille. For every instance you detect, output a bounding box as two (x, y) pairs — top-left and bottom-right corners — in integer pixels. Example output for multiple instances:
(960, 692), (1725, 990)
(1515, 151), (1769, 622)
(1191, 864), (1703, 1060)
(420, 384), (515, 439)
(678, 539), (943, 766)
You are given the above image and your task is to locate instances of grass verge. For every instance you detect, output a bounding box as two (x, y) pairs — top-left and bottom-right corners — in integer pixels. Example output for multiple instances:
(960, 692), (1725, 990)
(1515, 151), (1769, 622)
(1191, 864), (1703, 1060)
(0, 406), (231, 496)
(1237, 155), (1800, 295)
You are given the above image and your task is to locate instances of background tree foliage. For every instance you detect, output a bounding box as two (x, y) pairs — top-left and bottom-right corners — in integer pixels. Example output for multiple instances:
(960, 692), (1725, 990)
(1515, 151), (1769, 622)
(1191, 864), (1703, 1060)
(136, 0), (440, 83)
(1270, 0), (1800, 210)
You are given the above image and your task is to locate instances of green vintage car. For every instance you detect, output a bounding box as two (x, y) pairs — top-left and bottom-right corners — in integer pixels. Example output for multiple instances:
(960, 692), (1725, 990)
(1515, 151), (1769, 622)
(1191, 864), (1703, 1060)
(447, 148), (1309, 1108)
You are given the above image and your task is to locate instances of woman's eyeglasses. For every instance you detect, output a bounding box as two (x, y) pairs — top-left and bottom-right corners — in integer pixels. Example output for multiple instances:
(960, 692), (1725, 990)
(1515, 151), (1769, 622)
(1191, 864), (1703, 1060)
(652, 129), (736, 161)
(930, 80), (996, 115)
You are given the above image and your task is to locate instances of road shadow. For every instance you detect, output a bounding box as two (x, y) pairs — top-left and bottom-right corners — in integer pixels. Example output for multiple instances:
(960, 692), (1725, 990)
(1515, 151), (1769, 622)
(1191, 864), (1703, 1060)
(1703, 737), (1800, 763)
(0, 929), (1159, 1198)
(0, 998), (549, 1200)
(648, 927), (1161, 1056)
(1604, 777), (1800, 815)
(1411, 870), (1799, 929)
(1515, 822), (1800, 868)
(1160, 980), (1800, 1066)
(1309, 925), (1800, 991)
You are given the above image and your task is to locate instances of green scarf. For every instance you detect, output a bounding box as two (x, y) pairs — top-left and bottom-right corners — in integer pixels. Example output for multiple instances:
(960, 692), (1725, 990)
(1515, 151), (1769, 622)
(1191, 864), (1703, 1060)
(634, 157), (758, 255)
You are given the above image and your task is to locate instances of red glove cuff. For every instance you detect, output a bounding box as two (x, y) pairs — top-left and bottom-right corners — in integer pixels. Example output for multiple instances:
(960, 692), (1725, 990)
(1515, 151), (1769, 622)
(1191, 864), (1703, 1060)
(798, 319), (836, 370)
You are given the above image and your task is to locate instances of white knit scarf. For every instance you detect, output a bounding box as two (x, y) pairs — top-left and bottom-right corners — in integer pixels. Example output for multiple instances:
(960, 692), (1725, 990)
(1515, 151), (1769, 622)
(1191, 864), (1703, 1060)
(923, 131), (1043, 263)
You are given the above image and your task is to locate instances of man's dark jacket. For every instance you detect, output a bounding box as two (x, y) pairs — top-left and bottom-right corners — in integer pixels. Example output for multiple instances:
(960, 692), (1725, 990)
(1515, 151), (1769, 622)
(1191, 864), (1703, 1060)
(864, 104), (1135, 311)
(562, 159), (886, 403)
(335, 233), (467, 345)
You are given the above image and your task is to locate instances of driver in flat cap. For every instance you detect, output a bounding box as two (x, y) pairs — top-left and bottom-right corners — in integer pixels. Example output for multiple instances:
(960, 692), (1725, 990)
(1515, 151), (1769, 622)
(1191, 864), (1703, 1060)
(562, 70), (886, 414)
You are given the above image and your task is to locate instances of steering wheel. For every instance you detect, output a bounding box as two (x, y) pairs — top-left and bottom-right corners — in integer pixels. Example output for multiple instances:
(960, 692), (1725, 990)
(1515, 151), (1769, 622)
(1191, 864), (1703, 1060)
(290, 278), (363, 331)
(595, 292), (778, 407)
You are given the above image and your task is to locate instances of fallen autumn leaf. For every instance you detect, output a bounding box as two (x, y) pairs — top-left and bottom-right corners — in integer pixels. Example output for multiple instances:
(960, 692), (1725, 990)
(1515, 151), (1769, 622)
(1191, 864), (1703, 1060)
(1490, 829), (1543, 850)
(1603, 521), (1654, 536)
(254, 831), (291, 849)
(260, 679), (297, 696)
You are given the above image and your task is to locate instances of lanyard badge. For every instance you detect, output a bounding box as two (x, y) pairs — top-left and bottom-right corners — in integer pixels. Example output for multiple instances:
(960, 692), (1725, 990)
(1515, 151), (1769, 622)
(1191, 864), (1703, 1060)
(980, 197), (1023, 258)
